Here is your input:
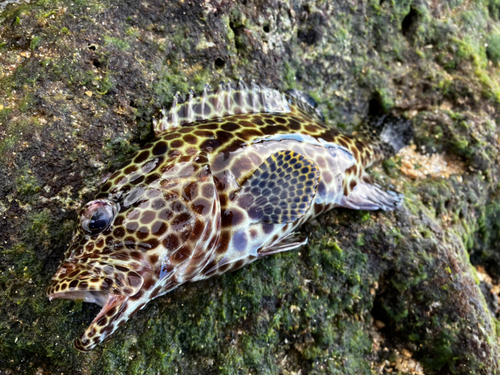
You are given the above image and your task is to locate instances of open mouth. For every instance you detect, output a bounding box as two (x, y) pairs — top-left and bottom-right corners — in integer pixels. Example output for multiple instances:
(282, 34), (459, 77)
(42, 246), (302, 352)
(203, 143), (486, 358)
(47, 285), (130, 351)
(46, 262), (138, 352)
(48, 290), (110, 306)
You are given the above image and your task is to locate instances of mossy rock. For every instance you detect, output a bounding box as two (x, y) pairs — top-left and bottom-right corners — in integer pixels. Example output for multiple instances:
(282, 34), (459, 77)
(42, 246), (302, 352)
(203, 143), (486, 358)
(1, 0), (500, 374)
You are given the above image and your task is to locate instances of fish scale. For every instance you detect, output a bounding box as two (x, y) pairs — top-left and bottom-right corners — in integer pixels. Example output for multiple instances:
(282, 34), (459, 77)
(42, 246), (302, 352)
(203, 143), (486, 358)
(46, 81), (412, 351)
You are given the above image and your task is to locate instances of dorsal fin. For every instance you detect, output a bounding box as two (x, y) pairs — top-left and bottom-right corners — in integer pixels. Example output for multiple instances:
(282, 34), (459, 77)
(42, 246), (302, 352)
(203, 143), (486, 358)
(153, 80), (291, 135)
(285, 89), (325, 122)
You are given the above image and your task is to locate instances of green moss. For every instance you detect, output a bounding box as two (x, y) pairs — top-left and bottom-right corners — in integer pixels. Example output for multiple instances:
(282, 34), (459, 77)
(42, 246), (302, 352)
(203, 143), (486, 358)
(1, 0), (500, 373)
(104, 35), (130, 51)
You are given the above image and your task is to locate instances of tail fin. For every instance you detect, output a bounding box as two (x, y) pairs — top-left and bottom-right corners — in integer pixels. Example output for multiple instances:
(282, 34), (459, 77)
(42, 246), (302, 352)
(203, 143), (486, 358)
(365, 115), (414, 156)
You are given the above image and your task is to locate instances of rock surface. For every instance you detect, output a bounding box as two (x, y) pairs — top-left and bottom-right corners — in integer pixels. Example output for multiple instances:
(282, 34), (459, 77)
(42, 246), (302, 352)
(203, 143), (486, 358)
(1, 0), (500, 374)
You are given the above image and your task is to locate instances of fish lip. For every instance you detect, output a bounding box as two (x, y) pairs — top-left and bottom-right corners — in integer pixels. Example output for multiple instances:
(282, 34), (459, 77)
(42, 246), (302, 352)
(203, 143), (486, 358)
(73, 293), (129, 352)
(48, 285), (130, 352)
(46, 262), (144, 301)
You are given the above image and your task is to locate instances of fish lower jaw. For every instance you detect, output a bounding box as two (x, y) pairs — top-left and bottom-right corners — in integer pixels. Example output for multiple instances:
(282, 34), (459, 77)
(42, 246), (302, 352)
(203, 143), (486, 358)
(47, 288), (130, 352)
(75, 293), (129, 352)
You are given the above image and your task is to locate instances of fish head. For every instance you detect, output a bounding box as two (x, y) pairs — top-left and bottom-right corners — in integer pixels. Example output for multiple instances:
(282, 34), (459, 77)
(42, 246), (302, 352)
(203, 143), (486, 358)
(47, 150), (220, 351)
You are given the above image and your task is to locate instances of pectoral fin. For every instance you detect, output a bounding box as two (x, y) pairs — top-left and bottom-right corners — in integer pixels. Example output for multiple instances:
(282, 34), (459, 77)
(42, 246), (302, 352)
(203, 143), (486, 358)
(236, 150), (320, 224)
(258, 232), (308, 256)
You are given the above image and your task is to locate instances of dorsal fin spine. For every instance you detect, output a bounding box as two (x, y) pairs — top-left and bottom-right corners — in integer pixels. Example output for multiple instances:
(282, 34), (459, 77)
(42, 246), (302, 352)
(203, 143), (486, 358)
(153, 80), (294, 135)
(187, 89), (194, 123)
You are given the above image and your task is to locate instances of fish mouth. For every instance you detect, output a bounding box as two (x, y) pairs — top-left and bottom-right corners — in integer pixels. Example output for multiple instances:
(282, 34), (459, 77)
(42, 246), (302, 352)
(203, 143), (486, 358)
(47, 289), (110, 306)
(47, 283), (130, 351)
(46, 262), (143, 351)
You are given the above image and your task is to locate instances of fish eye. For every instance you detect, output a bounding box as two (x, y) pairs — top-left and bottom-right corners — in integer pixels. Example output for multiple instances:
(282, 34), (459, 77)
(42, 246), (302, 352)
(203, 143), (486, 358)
(81, 200), (116, 235)
(88, 208), (112, 232)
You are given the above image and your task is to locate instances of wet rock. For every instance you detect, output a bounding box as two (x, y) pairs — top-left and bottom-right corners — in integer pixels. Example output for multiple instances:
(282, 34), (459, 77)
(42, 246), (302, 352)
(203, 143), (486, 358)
(0, 0), (499, 373)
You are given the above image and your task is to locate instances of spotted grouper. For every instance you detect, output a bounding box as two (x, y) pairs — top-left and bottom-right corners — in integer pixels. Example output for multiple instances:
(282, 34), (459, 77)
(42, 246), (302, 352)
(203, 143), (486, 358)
(47, 81), (412, 351)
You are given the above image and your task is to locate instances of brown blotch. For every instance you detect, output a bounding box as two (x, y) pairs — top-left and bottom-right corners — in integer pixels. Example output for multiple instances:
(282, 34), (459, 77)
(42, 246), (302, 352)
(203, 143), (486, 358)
(95, 238), (104, 249)
(151, 198), (166, 210)
(136, 226), (150, 240)
(183, 181), (198, 201)
(219, 194), (228, 208)
(149, 254), (159, 264)
(145, 173), (161, 185)
(69, 280), (78, 289)
(221, 208), (245, 227)
(101, 181), (113, 192)
(262, 124), (287, 135)
(215, 130), (232, 146)
(85, 243), (94, 251)
(151, 221), (168, 236)
(94, 192), (109, 200)
(236, 128), (262, 141)
(143, 278), (156, 291)
(67, 269), (80, 279)
(110, 170), (122, 181)
(192, 197), (211, 215)
(275, 116), (287, 124)
(143, 238), (159, 250)
(343, 184), (349, 196)
(183, 134), (198, 145)
(114, 215), (125, 226)
(163, 234), (180, 251)
(134, 151), (150, 164)
(198, 123), (219, 130)
(159, 208), (173, 221)
(305, 124), (319, 133)
(288, 118), (301, 130)
(124, 165), (138, 175)
(345, 165), (357, 175)
(218, 263), (231, 274)
(126, 221), (139, 233)
(200, 138), (220, 151)
(217, 230), (231, 254)
(363, 175), (374, 184)
(222, 122), (240, 132)
(140, 211), (156, 225)
(163, 133), (180, 141)
(96, 316), (108, 327)
(354, 139), (366, 151)
(130, 290), (144, 301)
(194, 130), (214, 138)
(350, 146), (359, 160)
(151, 286), (163, 298)
(190, 219), (205, 240)
(251, 116), (264, 126)
(337, 137), (350, 149)
(171, 245), (192, 264)
(238, 120), (257, 128)
(232, 259), (245, 271)
(113, 227), (125, 238)
(152, 141), (168, 156)
(127, 251), (140, 261)
(171, 140), (184, 149)
(172, 212), (192, 231)
(124, 236), (137, 249)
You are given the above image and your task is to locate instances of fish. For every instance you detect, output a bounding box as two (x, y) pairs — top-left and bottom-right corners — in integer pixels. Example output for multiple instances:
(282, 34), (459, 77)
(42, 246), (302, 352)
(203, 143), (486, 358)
(46, 81), (412, 351)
